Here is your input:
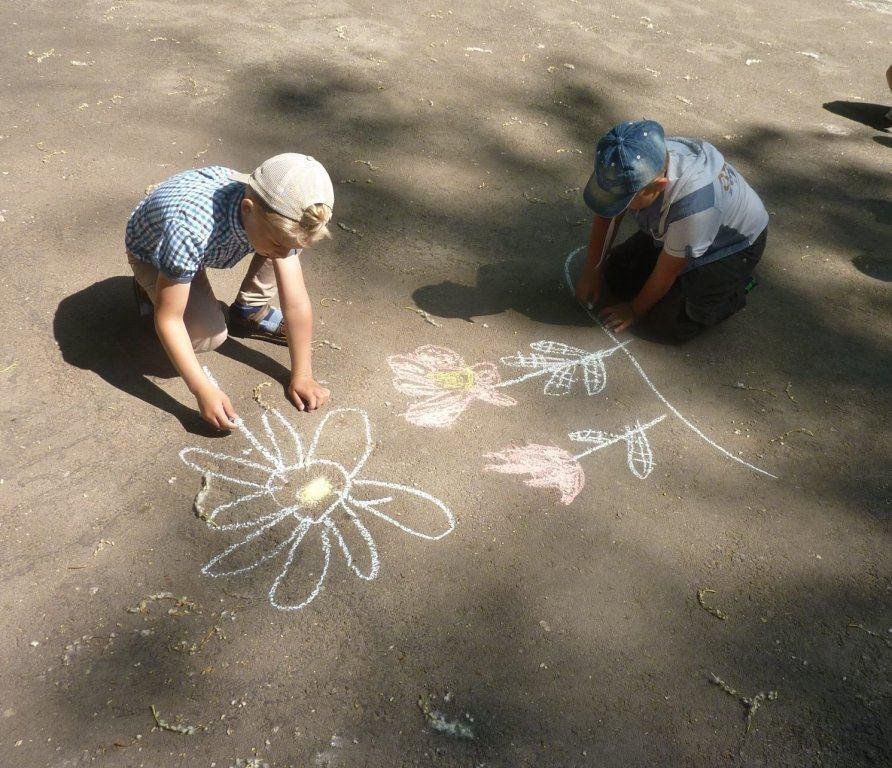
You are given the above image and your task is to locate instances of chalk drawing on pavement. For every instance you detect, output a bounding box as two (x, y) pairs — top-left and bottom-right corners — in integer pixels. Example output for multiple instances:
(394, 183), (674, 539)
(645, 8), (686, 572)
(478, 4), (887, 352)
(387, 345), (517, 428)
(563, 247), (776, 479)
(179, 368), (455, 612)
(486, 415), (667, 505)
(386, 340), (628, 428)
(388, 248), (774, 486)
(497, 340), (628, 396)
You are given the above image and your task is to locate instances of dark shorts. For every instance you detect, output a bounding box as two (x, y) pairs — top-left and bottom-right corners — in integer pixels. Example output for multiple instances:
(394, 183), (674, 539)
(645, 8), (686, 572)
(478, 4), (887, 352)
(604, 228), (767, 343)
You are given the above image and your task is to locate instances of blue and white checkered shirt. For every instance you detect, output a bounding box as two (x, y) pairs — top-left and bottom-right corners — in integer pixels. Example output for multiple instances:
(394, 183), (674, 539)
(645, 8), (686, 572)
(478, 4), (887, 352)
(125, 166), (253, 282)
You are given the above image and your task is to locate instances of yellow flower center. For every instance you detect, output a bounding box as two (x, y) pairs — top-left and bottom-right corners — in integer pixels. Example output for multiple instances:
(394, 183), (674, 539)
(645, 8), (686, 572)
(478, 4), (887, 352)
(297, 476), (333, 507)
(428, 367), (475, 391)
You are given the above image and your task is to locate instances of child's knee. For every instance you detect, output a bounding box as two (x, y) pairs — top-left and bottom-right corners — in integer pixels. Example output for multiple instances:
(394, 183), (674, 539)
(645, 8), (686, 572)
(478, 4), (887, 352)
(638, 307), (705, 344)
(193, 328), (228, 353)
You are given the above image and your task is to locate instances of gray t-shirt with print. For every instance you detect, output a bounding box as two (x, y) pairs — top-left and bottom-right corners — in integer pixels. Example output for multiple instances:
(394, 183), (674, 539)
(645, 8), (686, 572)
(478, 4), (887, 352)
(629, 138), (769, 266)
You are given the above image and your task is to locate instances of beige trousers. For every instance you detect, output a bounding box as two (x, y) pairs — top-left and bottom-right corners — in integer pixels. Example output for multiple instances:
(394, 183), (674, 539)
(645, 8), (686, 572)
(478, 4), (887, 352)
(128, 253), (277, 352)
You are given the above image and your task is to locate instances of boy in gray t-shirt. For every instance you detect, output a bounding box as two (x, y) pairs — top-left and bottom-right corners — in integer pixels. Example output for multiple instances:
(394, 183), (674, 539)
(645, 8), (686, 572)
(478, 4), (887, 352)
(576, 120), (768, 342)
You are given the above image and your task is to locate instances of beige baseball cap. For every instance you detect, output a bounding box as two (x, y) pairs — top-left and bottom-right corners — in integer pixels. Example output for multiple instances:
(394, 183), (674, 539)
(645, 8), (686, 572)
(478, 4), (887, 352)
(234, 153), (334, 221)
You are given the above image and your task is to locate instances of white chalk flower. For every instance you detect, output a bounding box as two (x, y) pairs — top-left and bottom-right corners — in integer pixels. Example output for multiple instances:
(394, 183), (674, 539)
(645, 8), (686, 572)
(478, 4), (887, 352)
(180, 405), (455, 611)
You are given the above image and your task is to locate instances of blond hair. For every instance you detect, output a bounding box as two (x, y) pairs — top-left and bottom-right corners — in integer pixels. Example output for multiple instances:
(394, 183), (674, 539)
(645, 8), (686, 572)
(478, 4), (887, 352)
(246, 188), (332, 248)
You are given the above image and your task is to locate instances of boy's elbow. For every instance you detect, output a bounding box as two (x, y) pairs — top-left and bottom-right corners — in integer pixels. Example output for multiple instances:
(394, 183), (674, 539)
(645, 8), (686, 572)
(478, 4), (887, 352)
(153, 305), (185, 335)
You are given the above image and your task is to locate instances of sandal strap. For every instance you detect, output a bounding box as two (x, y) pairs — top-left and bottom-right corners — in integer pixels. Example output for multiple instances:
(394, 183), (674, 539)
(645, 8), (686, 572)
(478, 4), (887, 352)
(252, 305), (285, 335)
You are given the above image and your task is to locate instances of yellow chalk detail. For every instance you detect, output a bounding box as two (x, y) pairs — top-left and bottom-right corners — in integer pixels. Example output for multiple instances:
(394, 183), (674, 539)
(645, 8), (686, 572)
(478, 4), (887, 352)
(297, 476), (333, 507)
(428, 368), (475, 391)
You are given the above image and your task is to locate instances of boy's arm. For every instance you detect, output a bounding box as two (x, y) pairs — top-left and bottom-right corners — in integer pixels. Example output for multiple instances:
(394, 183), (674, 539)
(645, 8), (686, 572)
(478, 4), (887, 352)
(575, 213), (624, 307)
(154, 275), (237, 429)
(601, 249), (687, 332)
(273, 252), (330, 411)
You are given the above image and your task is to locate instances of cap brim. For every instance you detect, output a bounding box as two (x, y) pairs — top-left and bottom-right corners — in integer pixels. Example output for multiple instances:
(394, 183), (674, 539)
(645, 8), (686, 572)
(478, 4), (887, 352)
(583, 172), (635, 218)
(230, 171), (252, 184)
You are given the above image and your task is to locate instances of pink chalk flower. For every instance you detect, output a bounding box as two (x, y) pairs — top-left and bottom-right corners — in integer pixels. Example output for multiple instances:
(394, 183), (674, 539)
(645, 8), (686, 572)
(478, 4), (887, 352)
(484, 443), (585, 505)
(387, 345), (517, 428)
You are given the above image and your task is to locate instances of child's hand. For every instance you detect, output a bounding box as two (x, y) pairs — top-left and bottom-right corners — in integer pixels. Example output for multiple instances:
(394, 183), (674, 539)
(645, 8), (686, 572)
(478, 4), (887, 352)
(196, 384), (238, 431)
(287, 374), (330, 412)
(575, 269), (603, 309)
(600, 302), (638, 332)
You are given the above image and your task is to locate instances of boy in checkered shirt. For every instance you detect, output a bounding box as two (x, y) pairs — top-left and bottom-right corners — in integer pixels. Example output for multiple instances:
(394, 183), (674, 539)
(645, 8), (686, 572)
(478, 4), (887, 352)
(126, 153), (332, 430)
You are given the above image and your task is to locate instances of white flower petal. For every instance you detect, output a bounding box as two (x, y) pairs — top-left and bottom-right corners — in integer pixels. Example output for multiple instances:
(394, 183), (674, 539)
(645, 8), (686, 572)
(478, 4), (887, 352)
(350, 479), (455, 541)
(306, 408), (374, 478)
(233, 416), (282, 468)
(202, 513), (304, 577)
(327, 506), (380, 580)
(202, 487), (283, 531)
(268, 524), (331, 611)
(260, 408), (305, 470)
(179, 446), (272, 488)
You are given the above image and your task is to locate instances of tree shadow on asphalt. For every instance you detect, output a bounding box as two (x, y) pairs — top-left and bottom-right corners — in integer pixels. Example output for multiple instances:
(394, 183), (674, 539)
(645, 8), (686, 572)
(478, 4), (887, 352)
(53, 277), (292, 435)
(211, 68), (889, 763)
(45, 62), (891, 767)
(411, 260), (585, 326)
(851, 253), (892, 282)
(214, 64), (622, 331)
(337, 553), (890, 767)
(245, 67), (891, 510)
(49, 500), (891, 767)
(218, 66), (891, 375)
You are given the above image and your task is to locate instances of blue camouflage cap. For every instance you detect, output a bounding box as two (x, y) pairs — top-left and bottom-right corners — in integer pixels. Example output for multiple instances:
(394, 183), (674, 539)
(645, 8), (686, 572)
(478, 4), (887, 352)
(583, 120), (666, 218)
